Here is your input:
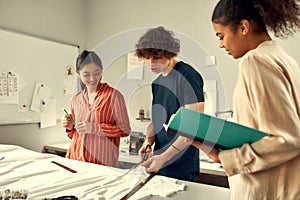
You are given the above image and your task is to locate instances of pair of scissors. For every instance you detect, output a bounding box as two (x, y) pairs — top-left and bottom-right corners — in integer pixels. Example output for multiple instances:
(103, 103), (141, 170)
(120, 144), (155, 200)
(141, 144), (152, 162)
(120, 144), (152, 177)
(100, 144), (152, 187)
(99, 144), (151, 185)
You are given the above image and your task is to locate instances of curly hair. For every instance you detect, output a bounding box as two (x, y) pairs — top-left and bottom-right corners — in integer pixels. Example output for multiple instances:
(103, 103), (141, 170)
(135, 26), (180, 59)
(212, 0), (300, 38)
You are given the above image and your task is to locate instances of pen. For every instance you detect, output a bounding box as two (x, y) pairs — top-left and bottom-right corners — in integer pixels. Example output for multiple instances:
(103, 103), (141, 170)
(63, 109), (76, 125)
(51, 161), (77, 173)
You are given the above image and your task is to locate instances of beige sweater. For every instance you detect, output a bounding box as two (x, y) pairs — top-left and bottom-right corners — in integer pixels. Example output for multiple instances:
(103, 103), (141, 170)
(219, 41), (300, 200)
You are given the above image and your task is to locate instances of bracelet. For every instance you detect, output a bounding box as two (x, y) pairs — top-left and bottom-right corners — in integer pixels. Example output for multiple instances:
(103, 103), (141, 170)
(171, 144), (181, 152)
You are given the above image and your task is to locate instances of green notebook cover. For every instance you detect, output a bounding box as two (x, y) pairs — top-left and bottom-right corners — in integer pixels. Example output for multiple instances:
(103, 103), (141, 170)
(167, 107), (268, 150)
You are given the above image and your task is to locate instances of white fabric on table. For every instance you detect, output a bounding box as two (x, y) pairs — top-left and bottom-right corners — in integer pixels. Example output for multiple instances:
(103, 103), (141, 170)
(0, 144), (185, 200)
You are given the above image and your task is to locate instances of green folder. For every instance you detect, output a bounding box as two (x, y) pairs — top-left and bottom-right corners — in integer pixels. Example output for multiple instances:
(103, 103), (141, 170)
(167, 107), (268, 150)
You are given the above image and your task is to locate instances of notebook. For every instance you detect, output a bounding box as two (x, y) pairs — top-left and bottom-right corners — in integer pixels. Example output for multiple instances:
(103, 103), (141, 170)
(166, 107), (268, 150)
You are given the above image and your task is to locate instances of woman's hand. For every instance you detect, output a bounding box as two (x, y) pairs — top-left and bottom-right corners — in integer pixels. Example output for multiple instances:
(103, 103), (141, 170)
(183, 138), (221, 163)
(75, 121), (92, 134)
(192, 140), (220, 163)
(61, 114), (74, 131)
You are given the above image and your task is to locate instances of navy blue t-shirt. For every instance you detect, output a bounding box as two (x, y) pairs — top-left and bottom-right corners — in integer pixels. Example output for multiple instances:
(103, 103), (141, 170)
(151, 61), (204, 181)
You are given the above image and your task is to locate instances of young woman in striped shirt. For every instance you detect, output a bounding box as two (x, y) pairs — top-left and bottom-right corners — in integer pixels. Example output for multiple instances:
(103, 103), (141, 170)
(61, 50), (131, 167)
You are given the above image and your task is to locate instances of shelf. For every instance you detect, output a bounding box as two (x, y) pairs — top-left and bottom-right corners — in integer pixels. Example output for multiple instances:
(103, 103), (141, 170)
(135, 117), (151, 122)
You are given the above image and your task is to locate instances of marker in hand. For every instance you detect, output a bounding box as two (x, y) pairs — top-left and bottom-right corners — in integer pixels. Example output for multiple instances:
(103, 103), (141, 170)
(64, 109), (76, 125)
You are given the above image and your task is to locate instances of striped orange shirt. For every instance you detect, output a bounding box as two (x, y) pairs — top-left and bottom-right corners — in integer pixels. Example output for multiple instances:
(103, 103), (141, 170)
(65, 83), (131, 167)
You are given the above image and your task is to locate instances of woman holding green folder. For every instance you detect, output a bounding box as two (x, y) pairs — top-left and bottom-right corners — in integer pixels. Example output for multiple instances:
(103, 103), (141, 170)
(194, 0), (300, 199)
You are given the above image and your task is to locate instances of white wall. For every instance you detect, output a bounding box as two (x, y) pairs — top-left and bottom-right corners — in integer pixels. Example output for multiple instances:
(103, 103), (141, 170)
(84, 0), (239, 132)
(84, 0), (300, 112)
(0, 0), (86, 152)
(84, 0), (240, 105)
(0, 0), (86, 48)
(0, 0), (299, 151)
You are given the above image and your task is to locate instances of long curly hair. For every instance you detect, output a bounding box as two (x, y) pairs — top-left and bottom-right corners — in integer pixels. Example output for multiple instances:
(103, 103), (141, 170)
(212, 0), (300, 38)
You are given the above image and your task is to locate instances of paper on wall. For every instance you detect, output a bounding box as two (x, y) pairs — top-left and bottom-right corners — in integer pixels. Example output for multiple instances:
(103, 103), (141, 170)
(64, 75), (76, 95)
(40, 99), (57, 129)
(30, 82), (53, 112)
(127, 52), (144, 80)
(0, 70), (19, 104)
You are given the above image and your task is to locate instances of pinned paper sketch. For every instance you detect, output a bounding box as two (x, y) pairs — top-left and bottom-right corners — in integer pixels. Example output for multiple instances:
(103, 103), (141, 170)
(0, 71), (19, 104)
(30, 83), (53, 112)
(64, 75), (76, 95)
(30, 83), (57, 128)
(64, 65), (76, 95)
(127, 52), (144, 80)
(40, 99), (57, 128)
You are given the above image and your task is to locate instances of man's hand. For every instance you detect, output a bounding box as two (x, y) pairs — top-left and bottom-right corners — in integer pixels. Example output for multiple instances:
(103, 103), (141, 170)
(138, 143), (153, 160)
(141, 154), (166, 173)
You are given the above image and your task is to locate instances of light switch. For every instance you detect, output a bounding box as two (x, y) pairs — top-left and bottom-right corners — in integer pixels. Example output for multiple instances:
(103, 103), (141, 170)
(206, 56), (216, 66)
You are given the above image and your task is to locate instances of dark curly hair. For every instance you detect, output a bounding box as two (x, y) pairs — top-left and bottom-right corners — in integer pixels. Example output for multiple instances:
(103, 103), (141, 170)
(212, 0), (300, 38)
(135, 26), (180, 59)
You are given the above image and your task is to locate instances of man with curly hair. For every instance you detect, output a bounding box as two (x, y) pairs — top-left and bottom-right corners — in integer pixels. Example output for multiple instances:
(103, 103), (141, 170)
(136, 26), (205, 182)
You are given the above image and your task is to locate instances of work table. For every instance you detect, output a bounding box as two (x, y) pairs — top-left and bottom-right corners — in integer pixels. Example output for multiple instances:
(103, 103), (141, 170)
(44, 141), (228, 188)
(1, 144), (231, 199)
